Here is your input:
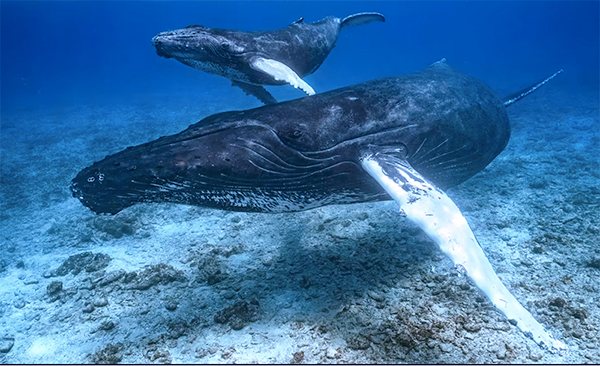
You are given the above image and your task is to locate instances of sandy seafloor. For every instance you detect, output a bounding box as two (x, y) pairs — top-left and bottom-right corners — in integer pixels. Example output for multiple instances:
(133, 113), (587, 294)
(1, 70), (599, 364)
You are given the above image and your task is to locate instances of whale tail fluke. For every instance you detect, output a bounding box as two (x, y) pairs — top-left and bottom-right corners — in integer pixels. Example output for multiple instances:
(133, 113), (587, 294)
(340, 12), (386, 29)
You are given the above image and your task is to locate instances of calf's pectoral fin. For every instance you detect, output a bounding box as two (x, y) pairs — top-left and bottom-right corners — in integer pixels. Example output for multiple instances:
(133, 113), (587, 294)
(250, 57), (315, 96)
(231, 80), (278, 105)
(360, 150), (567, 354)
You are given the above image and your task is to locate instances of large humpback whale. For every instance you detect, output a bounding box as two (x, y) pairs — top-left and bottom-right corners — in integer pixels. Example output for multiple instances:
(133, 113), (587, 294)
(151, 12), (385, 104)
(71, 60), (565, 353)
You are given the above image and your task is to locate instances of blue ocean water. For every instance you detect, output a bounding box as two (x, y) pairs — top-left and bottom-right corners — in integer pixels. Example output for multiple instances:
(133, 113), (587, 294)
(1, 1), (599, 364)
(2, 1), (598, 110)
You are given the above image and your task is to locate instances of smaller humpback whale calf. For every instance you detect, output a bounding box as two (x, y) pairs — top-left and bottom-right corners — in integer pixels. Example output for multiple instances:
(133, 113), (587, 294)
(71, 61), (565, 353)
(151, 12), (385, 104)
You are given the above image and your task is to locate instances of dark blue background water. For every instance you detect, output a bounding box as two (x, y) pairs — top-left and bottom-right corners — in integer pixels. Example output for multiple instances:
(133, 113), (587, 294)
(2, 1), (598, 112)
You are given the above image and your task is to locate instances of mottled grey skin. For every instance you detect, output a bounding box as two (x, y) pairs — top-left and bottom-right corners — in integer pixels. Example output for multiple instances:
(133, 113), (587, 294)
(151, 13), (385, 104)
(71, 61), (510, 214)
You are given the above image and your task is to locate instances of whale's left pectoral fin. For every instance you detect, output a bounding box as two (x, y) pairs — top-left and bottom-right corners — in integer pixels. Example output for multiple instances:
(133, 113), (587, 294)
(251, 57), (315, 96)
(360, 149), (567, 354)
(231, 80), (278, 105)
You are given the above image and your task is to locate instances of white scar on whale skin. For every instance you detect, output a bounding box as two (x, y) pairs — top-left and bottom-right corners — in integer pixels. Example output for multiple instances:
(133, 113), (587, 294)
(361, 154), (568, 354)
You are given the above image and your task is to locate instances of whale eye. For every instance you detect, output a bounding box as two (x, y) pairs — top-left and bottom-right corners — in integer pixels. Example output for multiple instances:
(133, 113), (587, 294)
(279, 125), (307, 145)
(283, 129), (303, 141)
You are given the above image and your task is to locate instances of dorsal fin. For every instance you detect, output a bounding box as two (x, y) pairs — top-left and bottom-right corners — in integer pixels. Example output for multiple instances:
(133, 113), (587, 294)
(503, 69), (563, 107)
(340, 12), (385, 29)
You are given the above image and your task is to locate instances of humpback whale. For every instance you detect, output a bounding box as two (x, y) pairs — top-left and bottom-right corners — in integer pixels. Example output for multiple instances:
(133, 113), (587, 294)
(151, 12), (385, 104)
(71, 60), (566, 353)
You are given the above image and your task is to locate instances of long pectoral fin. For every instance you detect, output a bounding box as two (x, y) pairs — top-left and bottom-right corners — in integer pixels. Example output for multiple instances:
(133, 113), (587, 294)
(360, 151), (567, 354)
(231, 80), (277, 105)
(250, 57), (315, 96)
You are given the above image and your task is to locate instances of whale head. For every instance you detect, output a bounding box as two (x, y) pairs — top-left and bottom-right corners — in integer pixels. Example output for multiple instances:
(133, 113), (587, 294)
(151, 26), (246, 68)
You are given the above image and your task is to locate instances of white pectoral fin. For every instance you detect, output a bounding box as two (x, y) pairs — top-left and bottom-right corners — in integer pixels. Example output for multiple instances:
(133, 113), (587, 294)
(251, 57), (315, 96)
(360, 151), (567, 354)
